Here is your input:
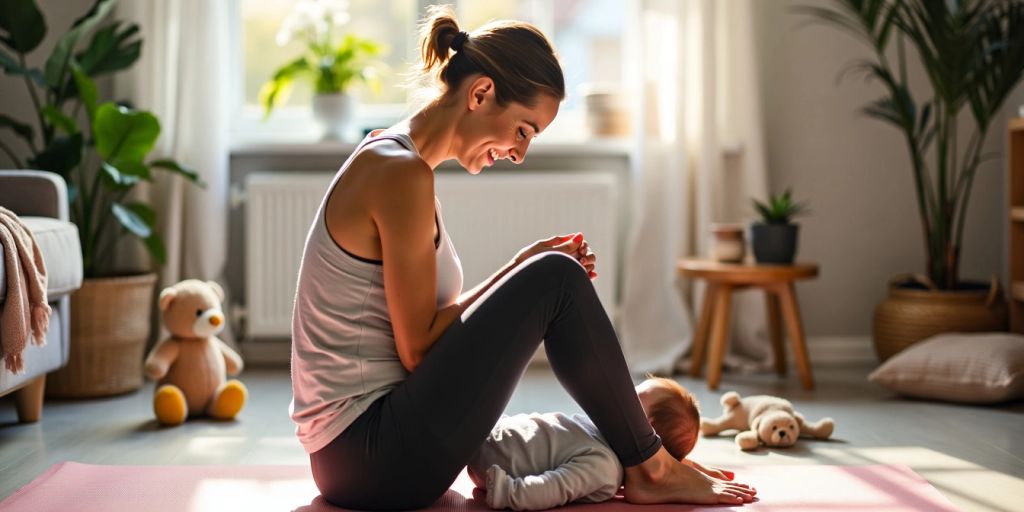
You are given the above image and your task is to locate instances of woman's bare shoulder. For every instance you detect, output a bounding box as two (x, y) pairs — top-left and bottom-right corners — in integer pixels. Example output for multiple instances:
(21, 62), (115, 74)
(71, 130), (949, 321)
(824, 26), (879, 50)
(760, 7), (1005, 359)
(350, 140), (434, 211)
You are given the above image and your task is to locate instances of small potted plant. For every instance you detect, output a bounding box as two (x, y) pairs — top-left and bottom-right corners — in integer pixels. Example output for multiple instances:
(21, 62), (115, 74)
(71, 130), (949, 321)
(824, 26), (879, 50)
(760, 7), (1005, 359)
(750, 189), (808, 264)
(259, 0), (383, 140)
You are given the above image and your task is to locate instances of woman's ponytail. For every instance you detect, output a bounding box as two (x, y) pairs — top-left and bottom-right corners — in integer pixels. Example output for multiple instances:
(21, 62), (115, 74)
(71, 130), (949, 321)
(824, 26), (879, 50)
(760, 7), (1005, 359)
(419, 5), (461, 76)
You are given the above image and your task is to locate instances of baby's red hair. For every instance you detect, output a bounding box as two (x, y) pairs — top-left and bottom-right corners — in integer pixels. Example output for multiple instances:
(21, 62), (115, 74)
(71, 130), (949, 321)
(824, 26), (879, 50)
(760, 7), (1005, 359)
(643, 374), (701, 460)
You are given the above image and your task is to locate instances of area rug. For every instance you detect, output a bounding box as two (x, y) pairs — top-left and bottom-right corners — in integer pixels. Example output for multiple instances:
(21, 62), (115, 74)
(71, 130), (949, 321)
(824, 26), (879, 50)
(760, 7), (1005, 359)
(0, 462), (959, 511)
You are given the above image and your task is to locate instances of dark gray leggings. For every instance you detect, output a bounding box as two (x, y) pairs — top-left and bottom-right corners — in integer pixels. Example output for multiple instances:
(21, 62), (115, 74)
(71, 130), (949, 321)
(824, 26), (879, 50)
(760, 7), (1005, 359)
(309, 252), (662, 510)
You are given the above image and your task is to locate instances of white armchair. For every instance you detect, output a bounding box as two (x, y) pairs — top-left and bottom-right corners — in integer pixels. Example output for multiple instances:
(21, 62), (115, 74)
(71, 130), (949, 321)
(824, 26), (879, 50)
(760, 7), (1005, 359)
(0, 170), (83, 422)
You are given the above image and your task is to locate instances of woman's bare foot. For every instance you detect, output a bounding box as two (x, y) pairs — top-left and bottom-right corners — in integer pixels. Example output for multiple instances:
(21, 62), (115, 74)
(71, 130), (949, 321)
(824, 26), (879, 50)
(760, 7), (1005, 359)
(623, 447), (756, 505)
(682, 458), (735, 481)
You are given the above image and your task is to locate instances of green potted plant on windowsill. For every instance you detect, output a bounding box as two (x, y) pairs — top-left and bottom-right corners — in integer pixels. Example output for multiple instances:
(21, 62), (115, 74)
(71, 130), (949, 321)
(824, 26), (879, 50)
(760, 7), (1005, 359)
(259, 0), (383, 140)
(800, 0), (1024, 361)
(0, 0), (204, 397)
(750, 189), (809, 264)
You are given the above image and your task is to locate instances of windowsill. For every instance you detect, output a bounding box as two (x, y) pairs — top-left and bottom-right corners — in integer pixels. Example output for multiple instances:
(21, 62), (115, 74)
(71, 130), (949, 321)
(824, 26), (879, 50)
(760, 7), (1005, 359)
(229, 107), (632, 157)
(229, 137), (632, 157)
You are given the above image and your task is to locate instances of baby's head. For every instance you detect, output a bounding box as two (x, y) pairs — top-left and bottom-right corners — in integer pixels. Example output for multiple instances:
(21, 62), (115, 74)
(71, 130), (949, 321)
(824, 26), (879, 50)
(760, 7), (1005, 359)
(636, 375), (701, 460)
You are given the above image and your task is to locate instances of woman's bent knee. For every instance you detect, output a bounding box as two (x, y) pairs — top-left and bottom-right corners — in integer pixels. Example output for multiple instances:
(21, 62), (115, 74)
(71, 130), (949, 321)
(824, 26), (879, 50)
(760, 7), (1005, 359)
(520, 251), (587, 280)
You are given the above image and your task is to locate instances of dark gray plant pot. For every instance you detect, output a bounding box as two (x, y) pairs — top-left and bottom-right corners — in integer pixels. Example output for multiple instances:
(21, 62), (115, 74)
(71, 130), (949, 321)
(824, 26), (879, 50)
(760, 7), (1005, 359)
(750, 223), (799, 264)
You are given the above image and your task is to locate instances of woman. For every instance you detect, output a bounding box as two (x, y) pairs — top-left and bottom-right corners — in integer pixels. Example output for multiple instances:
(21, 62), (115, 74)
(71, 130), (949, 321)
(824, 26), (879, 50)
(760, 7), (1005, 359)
(290, 6), (756, 510)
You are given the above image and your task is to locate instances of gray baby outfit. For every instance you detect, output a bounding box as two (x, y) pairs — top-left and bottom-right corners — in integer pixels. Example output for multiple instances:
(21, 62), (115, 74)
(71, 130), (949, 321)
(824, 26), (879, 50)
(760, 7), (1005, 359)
(468, 412), (624, 510)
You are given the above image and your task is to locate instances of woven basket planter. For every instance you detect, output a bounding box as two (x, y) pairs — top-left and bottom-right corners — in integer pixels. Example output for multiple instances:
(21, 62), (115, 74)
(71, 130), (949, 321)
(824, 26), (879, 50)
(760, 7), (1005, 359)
(873, 273), (1008, 362)
(46, 273), (158, 398)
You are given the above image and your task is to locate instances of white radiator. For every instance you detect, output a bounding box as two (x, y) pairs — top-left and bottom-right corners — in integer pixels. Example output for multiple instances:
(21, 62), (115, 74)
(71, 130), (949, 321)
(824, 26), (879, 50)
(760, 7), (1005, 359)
(245, 171), (619, 339)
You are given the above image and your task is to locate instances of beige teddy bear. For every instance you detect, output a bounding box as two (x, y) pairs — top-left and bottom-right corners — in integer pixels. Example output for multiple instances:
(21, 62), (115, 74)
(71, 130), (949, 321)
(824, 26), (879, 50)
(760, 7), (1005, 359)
(143, 279), (247, 426)
(700, 391), (834, 450)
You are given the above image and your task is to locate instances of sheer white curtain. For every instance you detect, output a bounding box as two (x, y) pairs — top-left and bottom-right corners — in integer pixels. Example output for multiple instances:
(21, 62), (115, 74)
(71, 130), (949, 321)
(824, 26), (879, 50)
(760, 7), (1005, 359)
(619, 0), (770, 374)
(113, 0), (233, 343)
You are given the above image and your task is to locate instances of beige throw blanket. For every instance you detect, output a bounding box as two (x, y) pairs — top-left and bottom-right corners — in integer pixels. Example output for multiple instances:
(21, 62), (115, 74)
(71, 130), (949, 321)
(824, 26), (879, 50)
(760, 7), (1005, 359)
(0, 207), (51, 374)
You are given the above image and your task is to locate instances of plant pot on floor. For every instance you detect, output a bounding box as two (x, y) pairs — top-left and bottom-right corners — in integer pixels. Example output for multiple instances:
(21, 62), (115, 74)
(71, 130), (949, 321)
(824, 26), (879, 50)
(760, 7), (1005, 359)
(312, 93), (355, 140)
(751, 223), (799, 264)
(46, 273), (158, 398)
(873, 274), (1008, 362)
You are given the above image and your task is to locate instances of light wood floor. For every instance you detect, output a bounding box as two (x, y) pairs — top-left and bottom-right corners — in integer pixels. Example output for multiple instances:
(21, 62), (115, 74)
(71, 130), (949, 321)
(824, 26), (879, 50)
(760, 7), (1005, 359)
(1, 363), (1021, 511)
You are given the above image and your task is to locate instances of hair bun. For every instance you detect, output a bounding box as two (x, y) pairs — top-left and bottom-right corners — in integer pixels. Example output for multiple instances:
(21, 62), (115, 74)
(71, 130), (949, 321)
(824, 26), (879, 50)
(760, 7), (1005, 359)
(451, 31), (469, 52)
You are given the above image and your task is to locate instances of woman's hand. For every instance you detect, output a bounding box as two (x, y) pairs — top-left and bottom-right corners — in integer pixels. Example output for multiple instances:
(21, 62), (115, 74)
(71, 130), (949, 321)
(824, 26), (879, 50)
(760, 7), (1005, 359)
(513, 232), (598, 280)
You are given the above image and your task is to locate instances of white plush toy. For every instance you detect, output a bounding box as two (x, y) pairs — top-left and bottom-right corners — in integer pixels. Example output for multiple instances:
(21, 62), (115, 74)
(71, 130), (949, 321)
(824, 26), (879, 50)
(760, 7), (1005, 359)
(700, 391), (834, 450)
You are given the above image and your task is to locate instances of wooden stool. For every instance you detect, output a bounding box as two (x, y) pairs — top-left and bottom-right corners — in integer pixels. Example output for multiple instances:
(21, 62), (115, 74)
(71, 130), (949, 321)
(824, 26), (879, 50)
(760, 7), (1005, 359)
(678, 259), (820, 390)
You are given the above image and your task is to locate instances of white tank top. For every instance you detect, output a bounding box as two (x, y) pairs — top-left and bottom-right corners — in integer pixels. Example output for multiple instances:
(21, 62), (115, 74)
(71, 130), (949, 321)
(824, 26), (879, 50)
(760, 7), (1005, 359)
(289, 131), (464, 454)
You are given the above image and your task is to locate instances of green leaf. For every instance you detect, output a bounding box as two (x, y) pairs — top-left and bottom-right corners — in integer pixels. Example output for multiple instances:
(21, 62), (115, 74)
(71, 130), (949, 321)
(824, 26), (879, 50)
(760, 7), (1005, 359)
(916, 102), (932, 137)
(43, 0), (116, 89)
(75, 21), (141, 76)
(100, 159), (151, 192)
(0, 113), (35, 146)
(875, 1), (901, 50)
(111, 201), (151, 238)
(100, 161), (141, 188)
(115, 159), (151, 182)
(116, 201), (165, 264)
(0, 0), (47, 53)
(29, 133), (83, 176)
(93, 102), (160, 164)
(753, 189), (807, 224)
(123, 201), (155, 224)
(70, 62), (98, 121)
(0, 48), (44, 87)
(41, 105), (77, 134)
(143, 232), (166, 264)
(752, 199), (774, 222)
(150, 158), (205, 187)
(259, 56), (310, 119)
(0, 48), (18, 70)
(862, 97), (904, 127)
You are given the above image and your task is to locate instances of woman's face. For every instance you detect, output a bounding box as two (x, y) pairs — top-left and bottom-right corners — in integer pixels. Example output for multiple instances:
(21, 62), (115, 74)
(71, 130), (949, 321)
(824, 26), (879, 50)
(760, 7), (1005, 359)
(455, 76), (560, 174)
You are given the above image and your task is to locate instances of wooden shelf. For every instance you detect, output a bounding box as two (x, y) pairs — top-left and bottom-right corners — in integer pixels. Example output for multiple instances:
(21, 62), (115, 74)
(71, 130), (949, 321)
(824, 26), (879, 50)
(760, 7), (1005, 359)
(1008, 119), (1024, 332)
(1014, 282), (1024, 303)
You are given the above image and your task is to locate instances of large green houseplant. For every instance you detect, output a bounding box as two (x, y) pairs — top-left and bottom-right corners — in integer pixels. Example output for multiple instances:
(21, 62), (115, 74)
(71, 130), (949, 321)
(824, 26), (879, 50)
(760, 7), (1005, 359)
(802, 0), (1024, 288)
(0, 0), (203, 276)
(801, 0), (1023, 360)
(0, 0), (204, 396)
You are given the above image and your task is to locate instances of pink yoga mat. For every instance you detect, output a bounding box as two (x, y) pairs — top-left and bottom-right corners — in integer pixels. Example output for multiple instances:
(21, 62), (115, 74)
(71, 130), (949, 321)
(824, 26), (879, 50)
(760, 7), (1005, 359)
(0, 462), (958, 511)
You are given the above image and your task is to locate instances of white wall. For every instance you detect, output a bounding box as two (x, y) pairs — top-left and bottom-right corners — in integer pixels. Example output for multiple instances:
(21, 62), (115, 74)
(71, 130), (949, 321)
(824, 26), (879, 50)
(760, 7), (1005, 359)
(754, 0), (1024, 340)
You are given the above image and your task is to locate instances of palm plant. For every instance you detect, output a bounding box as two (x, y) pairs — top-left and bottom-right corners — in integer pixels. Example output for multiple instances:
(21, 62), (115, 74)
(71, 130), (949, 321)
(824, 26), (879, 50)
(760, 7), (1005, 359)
(799, 0), (1024, 289)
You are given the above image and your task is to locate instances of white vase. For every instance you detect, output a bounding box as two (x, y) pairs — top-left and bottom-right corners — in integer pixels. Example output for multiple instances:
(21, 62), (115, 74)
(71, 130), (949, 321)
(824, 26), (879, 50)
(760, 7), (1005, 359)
(312, 93), (355, 141)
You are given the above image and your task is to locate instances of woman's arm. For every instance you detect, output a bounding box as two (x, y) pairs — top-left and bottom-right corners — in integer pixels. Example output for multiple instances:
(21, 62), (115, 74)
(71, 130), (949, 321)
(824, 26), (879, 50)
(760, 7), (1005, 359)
(374, 157), (456, 373)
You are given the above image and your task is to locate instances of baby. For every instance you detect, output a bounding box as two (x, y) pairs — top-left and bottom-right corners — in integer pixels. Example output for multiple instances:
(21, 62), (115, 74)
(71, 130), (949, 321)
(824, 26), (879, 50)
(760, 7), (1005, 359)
(467, 375), (723, 510)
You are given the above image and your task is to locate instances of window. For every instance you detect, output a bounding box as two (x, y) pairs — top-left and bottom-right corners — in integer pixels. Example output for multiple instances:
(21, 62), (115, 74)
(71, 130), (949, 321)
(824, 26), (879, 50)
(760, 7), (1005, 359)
(234, 0), (625, 141)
